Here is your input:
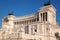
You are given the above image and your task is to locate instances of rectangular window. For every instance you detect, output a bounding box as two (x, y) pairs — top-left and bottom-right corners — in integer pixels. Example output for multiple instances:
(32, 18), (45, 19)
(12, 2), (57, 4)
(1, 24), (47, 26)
(45, 12), (47, 21)
(31, 25), (37, 35)
(43, 12), (47, 21)
(37, 13), (39, 21)
(31, 26), (34, 34)
(39, 24), (43, 33)
(41, 13), (42, 22)
(25, 25), (29, 34)
(32, 19), (36, 22)
(34, 25), (37, 32)
(43, 13), (45, 21)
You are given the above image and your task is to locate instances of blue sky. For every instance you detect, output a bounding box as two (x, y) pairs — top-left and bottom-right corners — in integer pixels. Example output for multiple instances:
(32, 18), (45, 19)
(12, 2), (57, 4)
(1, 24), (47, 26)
(0, 0), (60, 28)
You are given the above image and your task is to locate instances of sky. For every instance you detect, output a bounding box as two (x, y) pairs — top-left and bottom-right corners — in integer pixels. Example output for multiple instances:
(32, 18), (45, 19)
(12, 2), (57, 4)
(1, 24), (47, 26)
(0, 0), (60, 28)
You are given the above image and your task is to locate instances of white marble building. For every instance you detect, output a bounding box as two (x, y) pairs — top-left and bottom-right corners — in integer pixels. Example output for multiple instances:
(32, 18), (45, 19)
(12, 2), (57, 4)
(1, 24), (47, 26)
(0, 1), (60, 40)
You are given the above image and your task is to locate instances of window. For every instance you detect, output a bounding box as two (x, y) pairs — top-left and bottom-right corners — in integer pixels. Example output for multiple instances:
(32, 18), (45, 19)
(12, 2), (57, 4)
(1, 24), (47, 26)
(43, 12), (47, 21)
(43, 13), (45, 21)
(34, 25), (37, 32)
(32, 19), (36, 22)
(37, 13), (39, 21)
(41, 13), (42, 22)
(25, 25), (29, 34)
(31, 26), (34, 34)
(45, 12), (47, 21)
(31, 25), (37, 35)
(39, 24), (43, 33)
